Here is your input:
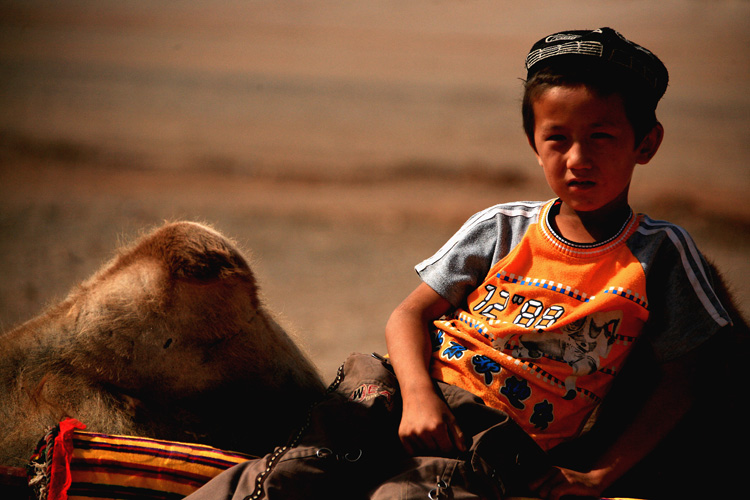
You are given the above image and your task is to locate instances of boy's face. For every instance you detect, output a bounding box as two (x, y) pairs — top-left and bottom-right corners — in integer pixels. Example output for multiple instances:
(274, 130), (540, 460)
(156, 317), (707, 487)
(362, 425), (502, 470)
(531, 85), (659, 215)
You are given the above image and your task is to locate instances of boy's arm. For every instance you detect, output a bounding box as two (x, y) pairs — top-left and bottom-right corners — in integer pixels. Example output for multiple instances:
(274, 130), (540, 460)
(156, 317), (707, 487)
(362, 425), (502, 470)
(532, 348), (699, 500)
(385, 282), (467, 456)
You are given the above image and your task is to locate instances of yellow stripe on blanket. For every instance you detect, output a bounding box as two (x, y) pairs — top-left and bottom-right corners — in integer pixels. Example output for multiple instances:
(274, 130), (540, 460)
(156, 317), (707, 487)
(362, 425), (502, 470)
(29, 418), (255, 500)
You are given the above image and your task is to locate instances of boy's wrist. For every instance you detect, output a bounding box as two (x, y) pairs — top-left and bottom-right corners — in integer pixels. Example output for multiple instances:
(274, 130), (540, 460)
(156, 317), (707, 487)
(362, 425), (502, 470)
(587, 463), (620, 493)
(396, 371), (442, 410)
(399, 376), (436, 399)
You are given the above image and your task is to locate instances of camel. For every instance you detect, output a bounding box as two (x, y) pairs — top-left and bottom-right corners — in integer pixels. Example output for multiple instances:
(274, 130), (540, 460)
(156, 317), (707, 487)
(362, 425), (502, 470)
(0, 221), (326, 468)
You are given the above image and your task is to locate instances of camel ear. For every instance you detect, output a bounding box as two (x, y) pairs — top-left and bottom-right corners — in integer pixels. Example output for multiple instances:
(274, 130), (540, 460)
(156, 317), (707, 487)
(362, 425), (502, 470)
(636, 122), (664, 165)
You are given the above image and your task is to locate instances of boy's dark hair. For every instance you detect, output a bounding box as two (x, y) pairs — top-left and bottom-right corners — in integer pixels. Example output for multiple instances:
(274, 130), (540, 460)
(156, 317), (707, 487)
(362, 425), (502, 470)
(522, 28), (668, 150)
(522, 59), (660, 149)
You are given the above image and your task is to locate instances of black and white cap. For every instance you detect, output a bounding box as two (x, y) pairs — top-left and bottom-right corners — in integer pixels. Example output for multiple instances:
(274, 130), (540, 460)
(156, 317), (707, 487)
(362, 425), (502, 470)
(525, 27), (669, 102)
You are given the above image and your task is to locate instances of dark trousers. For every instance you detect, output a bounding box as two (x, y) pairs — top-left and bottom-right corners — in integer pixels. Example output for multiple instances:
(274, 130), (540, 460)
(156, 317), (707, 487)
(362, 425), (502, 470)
(185, 353), (552, 500)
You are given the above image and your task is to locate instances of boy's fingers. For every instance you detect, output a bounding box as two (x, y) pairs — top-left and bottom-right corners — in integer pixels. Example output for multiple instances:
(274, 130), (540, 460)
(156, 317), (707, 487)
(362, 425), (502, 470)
(431, 421), (466, 455)
(400, 429), (460, 456)
(400, 438), (415, 456)
(434, 428), (456, 454)
(449, 422), (467, 452)
(529, 467), (561, 497)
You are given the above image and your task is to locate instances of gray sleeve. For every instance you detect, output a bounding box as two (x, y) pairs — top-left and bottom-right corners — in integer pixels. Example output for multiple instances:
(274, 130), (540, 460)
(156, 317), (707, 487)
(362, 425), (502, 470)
(415, 202), (543, 307)
(630, 218), (732, 362)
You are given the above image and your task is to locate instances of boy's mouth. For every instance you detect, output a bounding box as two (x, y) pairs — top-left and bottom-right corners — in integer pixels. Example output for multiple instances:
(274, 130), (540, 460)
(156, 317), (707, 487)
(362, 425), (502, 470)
(568, 180), (596, 189)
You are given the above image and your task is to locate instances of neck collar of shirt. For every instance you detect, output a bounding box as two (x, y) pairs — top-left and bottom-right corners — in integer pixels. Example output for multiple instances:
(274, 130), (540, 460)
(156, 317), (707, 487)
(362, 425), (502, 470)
(540, 199), (638, 258)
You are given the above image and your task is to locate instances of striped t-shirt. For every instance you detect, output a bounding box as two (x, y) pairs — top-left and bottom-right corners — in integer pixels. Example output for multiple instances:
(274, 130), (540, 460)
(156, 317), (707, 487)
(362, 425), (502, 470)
(417, 199), (730, 450)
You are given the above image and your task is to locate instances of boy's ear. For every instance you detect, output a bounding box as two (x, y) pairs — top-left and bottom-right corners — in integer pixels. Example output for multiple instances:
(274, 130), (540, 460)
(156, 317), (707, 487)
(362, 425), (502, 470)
(636, 122), (664, 165)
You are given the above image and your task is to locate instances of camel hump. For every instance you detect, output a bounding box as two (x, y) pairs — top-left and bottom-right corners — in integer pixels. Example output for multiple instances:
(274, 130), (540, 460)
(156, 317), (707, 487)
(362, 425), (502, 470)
(125, 221), (253, 282)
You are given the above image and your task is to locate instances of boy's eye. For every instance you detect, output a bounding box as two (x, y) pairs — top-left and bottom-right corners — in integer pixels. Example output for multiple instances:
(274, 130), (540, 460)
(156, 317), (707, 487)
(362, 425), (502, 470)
(545, 134), (566, 142)
(591, 132), (615, 140)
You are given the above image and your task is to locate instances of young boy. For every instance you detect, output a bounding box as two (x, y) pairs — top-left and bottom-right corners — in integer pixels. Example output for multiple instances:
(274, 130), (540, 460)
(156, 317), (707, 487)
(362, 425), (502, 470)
(385, 27), (732, 499)
(186, 28), (734, 500)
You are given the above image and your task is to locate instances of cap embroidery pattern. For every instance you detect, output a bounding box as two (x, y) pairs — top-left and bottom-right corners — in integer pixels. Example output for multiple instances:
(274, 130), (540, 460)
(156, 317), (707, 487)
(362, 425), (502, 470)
(526, 41), (604, 70)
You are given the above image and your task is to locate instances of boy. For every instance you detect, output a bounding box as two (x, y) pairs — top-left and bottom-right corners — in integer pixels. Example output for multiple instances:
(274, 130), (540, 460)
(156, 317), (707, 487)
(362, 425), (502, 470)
(186, 28), (734, 500)
(386, 27), (732, 499)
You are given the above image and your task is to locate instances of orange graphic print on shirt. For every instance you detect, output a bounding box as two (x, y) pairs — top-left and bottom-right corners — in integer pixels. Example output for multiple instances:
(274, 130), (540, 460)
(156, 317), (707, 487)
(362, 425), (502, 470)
(429, 201), (650, 450)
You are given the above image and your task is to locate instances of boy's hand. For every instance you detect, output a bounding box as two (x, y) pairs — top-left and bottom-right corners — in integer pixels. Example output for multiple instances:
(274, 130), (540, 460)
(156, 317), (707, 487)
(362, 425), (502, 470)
(529, 349), (700, 500)
(530, 466), (608, 500)
(398, 387), (467, 456)
(386, 282), (463, 456)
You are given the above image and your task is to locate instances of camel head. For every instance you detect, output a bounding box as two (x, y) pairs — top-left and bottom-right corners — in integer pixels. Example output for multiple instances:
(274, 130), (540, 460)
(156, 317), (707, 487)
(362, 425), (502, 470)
(54, 221), (276, 398)
(1, 221), (325, 466)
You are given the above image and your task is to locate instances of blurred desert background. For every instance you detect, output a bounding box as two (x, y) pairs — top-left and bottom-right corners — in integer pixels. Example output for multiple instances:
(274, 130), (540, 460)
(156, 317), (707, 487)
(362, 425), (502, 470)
(1, 0), (748, 382)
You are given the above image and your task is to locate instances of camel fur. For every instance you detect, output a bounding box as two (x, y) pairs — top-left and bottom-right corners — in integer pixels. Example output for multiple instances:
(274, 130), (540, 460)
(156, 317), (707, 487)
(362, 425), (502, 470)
(0, 221), (325, 467)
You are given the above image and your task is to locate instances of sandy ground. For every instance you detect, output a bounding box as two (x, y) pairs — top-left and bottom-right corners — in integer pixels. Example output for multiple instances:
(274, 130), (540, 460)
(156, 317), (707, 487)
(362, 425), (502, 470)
(1, 1), (749, 382)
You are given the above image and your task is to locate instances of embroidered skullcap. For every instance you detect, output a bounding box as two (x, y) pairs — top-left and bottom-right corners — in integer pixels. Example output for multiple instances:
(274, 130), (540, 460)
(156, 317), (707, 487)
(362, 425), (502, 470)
(525, 27), (669, 103)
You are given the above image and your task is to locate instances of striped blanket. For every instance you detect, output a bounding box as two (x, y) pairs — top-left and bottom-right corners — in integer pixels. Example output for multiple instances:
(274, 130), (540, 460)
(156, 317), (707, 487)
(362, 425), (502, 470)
(20, 419), (652, 500)
(28, 419), (254, 500)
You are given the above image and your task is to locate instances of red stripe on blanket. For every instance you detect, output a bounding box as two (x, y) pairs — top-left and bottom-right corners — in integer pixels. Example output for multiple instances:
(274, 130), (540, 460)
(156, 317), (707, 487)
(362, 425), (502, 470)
(70, 458), (215, 488)
(72, 438), (245, 469)
(31, 419), (255, 500)
(75, 433), (251, 461)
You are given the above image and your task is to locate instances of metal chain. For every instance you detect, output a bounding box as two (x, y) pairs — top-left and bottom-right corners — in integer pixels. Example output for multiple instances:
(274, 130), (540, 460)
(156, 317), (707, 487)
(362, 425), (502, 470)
(244, 360), (348, 500)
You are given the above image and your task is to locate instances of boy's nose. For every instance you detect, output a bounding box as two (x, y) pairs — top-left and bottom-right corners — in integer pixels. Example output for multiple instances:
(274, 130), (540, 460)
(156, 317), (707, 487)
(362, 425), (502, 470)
(566, 142), (593, 170)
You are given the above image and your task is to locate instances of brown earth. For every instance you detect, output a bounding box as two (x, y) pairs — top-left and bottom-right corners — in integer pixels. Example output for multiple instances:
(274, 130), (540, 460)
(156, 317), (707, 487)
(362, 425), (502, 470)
(1, 1), (748, 381)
